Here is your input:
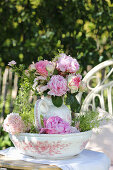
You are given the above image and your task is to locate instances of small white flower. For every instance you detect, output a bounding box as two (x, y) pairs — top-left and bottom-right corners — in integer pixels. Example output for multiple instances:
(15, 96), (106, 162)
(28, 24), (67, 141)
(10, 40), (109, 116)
(36, 85), (48, 93)
(8, 60), (16, 66)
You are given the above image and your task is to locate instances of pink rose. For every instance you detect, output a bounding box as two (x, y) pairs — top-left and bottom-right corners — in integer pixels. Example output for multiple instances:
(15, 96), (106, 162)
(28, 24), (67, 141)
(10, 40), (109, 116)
(3, 113), (25, 135)
(8, 60), (16, 66)
(46, 62), (55, 74)
(79, 81), (87, 92)
(68, 74), (82, 93)
(47, 75), (67, 96)
(40, 116), (71, 134)
(56, 53), (79, 73)
(35, 60), (49, 76)
(29, 63), (36, 70)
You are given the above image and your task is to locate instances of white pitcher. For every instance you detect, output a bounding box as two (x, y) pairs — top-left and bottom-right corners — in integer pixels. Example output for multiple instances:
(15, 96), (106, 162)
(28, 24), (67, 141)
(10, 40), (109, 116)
(34, 96), (72, 129)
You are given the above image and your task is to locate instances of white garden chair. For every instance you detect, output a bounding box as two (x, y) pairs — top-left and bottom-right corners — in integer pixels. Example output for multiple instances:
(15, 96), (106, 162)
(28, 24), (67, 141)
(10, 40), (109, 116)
(77, 59), (113, 168)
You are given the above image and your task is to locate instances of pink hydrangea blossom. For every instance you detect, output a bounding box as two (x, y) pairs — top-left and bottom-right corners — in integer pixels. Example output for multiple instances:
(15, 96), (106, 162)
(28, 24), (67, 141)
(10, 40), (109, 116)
(3, 113), (25, 135)
(47, 75), (67, 96)
(56, 53), (79, 73)
(8, 60), (16, 66)
(35, 60), (49, 76)
(40, 116), (71, 134)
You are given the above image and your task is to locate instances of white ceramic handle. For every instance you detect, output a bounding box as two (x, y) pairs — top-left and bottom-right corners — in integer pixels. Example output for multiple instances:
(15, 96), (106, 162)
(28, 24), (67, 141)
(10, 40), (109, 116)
(40, 100), (49, 114)
(34, 99), (49, 129)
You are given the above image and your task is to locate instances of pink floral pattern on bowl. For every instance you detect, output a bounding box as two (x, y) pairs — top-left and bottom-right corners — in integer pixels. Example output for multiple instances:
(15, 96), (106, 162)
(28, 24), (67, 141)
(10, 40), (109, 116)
(11, 138), (70, 155)
(9, 131), (92, 159)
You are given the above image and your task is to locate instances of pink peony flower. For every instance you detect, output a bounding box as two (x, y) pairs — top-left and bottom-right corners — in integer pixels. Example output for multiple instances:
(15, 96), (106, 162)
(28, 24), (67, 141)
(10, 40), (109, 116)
(56, 53), (79, 73)
(68, 74), (82, 93)
(40, 116), (71, 134)
(35, 60), (49, 76)
(47, 75), (67, 96)
(8, 60), (16, 66)
(3, 113), (25, 135)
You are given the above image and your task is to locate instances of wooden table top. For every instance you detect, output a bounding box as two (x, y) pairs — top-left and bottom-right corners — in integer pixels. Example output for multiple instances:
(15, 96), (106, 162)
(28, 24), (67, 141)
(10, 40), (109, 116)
(0, 155), (61, 170)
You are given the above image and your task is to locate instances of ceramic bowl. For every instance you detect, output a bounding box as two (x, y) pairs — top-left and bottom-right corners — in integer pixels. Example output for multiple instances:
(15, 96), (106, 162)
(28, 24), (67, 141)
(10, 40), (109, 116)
(9, 130), (92, 159)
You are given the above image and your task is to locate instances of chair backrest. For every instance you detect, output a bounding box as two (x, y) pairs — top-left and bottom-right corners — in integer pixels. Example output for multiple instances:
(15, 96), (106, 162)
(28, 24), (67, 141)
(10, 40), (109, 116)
(77, 60), (113, 115)
(77, 60), (113, 163)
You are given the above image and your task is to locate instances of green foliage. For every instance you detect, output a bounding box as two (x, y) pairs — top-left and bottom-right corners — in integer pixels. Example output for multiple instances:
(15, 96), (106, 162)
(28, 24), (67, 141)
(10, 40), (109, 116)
(12, 64), (25, 77)
(65, 92), (81, 112)
(28, 125), (38, 133)
(0, 128), (13, 150)
(13, 75), (35, 129)
(52, 96), (63, 107)
(0, 0), (113, 69)
(76, 111), (100, 132)
(40, 114), (44, 127)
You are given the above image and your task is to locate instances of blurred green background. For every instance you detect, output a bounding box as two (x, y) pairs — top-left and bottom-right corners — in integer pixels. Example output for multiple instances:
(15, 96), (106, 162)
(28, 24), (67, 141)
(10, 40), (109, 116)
(0, 0), (113, 149)
(0, 0), (113, 69)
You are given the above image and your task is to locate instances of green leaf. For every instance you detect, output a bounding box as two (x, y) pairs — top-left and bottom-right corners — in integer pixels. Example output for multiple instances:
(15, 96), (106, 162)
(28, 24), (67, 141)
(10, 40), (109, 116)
(40, 114), (44, 127)
(66, 92), (81, 112)
(53, 69), (59, 75)
(43, 89), (49, 96)
(52, 96), (63, 107)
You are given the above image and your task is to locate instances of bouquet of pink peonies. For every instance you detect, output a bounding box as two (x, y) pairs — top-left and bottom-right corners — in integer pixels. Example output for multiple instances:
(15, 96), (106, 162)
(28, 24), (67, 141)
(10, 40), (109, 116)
(3, 53), (98, 136)
(8, 53), (86, 109)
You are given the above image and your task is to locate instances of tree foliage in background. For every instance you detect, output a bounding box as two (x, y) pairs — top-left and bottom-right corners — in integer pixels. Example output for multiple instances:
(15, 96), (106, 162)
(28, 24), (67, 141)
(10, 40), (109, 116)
(0, 0), (113, 71)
